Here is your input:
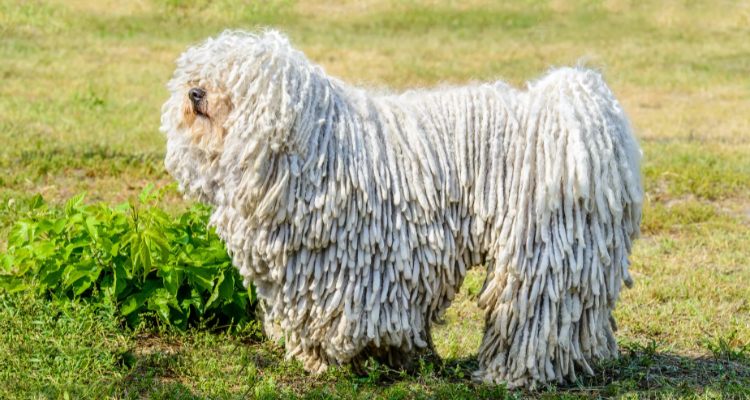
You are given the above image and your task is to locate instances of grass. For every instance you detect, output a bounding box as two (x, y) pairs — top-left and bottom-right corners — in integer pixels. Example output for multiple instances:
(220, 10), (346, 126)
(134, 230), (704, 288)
(1, 0), (749, 398)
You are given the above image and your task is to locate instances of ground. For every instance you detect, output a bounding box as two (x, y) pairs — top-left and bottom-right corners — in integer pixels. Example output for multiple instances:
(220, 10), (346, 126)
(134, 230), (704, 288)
(1, 0), (749, 398)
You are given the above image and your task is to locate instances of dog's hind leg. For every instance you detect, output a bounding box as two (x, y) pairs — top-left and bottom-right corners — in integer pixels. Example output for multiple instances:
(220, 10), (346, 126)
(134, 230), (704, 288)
(473, 67), (642, 389)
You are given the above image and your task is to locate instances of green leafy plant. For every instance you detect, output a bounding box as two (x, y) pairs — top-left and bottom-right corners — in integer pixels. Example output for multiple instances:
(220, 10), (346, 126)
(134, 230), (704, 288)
(0, 185), (255, 331)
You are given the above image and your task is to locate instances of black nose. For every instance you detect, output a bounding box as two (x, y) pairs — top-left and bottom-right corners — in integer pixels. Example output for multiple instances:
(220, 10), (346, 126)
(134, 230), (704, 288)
(189, 88), (205, 105)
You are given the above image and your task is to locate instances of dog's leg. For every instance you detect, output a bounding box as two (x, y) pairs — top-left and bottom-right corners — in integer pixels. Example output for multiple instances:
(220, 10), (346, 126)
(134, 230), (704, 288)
(473, 67), (641, 389)
(257, 299), (284, 344)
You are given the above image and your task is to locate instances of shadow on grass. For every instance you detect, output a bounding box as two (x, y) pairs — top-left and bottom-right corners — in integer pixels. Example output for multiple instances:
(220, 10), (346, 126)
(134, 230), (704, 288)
(114, 336), (750, 400)
(568, 340), (750, 399)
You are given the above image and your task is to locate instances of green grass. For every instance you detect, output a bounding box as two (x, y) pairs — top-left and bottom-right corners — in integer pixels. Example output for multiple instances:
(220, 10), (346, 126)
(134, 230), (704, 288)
(1, 0), (749, 398)
(4, 278), (749, 399)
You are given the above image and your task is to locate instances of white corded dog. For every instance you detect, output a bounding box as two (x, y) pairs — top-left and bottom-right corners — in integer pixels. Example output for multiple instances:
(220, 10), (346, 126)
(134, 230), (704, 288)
(161, 30), (642, 389)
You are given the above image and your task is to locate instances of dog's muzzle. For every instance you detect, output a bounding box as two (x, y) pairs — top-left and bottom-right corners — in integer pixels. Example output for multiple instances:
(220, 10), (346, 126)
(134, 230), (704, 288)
(189, 88), (207, 116)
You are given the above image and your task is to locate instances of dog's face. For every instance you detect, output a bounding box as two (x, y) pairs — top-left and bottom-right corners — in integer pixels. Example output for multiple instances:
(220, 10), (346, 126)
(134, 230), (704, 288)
(177, 83), (233, 152)
(162, 77), (235, 203)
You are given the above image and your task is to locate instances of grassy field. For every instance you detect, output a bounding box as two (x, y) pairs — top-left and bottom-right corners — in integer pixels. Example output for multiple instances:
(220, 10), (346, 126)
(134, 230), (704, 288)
(2, 0), (750, 398)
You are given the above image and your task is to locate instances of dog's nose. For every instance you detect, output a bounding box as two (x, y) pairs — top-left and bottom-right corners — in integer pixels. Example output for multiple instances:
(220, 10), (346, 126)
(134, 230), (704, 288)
(189, 88), (205, 105)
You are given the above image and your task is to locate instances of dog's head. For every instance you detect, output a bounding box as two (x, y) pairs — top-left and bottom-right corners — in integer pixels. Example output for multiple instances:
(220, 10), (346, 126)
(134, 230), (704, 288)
(161, 30), (324, 205)
(160, 34), (241, 204)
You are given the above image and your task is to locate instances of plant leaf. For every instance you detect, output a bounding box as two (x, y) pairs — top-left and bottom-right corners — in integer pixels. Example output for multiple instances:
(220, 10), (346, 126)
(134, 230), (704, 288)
(113, 263), (131, 299)
(148, 208), (171, 225)
(144, 228), (171, 261)
(71, 275), (94, 296)
(85, 216), (99, 241)
(139, 238), (152, 281)
(63, 242), (86, 261)
(34, 241), (57, 259)
(138, 183), (155, 204)
(218, 270), (234, 302)
(148, 289), (181, 326)
(120, 280), (160, 316)
(52, 218), (67, 234)
(0, 277), (29, 294)
(64, 261), (102, 291)
(8, 221), (32, 248)
(158, 266), (181, 297)
(36, 219), (54, 235)
(205, 270), (225, 310)
(65, 193), (85, 216)
(181, 288), (206, 316)
(39, 263), (65, 289)
(0, 254), (14, 273)
(183, 265), (216, 293)
(172, 305), (190, 331)
(29, 193), (45, 210)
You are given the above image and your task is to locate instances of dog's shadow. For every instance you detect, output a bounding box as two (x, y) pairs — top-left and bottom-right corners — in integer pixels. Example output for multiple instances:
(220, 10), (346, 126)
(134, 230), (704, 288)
(240, 339), (750, 398)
